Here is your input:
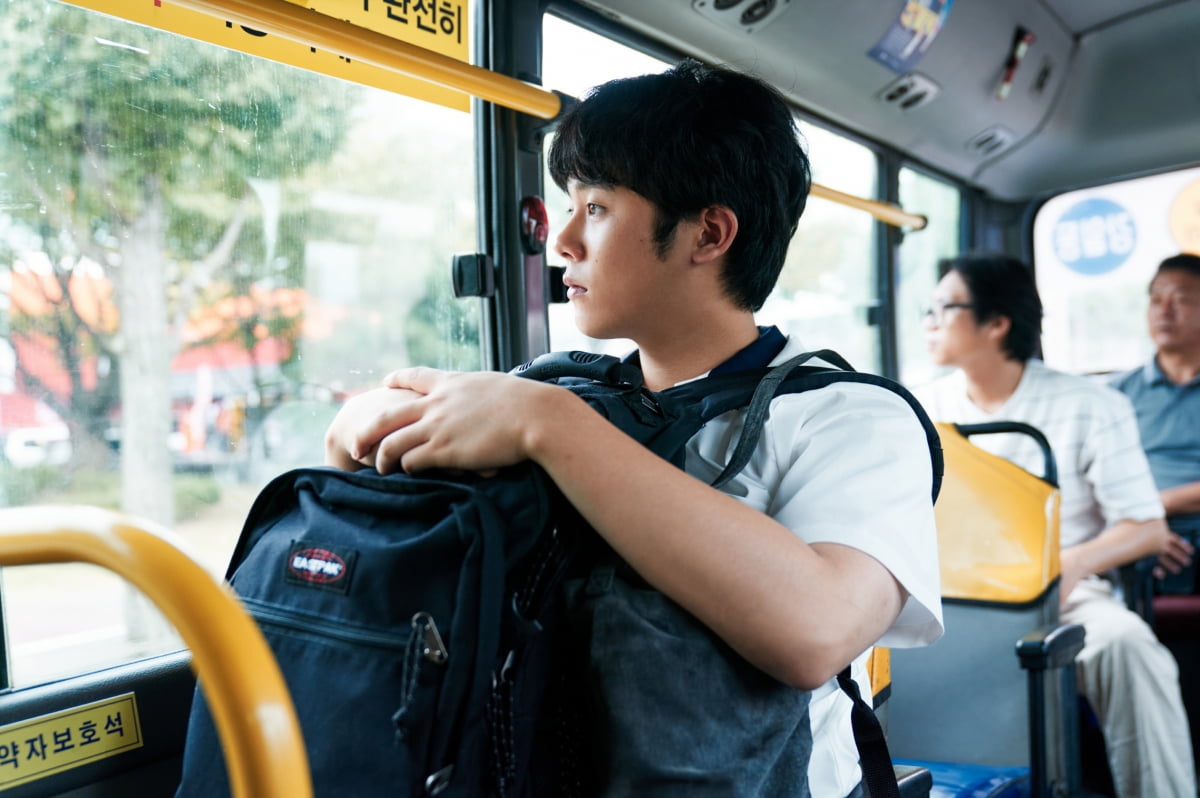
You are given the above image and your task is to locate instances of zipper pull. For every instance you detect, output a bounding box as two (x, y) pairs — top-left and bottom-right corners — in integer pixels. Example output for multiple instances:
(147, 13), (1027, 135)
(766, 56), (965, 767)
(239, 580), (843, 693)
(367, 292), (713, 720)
(412, 611), (449, 665)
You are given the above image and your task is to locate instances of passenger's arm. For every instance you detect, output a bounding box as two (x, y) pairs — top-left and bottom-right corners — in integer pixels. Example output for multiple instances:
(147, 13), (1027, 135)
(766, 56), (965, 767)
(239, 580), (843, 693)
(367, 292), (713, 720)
(1162, 479), (1200, 516)
(521, 399), (907, 690)
(1059, 517), (1170, 601)
(330, 367), (918, 690)
(1151, 471), (1199, 579)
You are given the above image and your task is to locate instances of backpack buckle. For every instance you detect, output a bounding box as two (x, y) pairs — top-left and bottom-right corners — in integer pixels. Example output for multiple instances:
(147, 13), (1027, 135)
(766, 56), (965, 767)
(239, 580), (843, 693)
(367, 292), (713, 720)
(586, 565), (615, 596)
(425, 764), (454, 795)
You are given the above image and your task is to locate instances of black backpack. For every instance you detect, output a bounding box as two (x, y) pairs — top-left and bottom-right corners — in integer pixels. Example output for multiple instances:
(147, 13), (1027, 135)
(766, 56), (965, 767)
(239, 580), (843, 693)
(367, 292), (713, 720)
(175, 349), (942, 798)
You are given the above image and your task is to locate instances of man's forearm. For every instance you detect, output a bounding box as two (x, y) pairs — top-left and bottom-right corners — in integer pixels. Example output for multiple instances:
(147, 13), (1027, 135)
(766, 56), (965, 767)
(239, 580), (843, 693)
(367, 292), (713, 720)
(1064, 517), (1169, 578)
(1162, 480), (1200, 516)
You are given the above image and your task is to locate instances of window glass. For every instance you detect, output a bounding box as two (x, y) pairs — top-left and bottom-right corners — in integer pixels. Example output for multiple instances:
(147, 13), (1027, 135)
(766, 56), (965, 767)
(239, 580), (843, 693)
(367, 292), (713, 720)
(0, 0), (478, 686)
(542, 15), (670, 356)
(1032, 165), (1200, 374)
(897, 168), (961, 387)
(762, 126), (878, 371)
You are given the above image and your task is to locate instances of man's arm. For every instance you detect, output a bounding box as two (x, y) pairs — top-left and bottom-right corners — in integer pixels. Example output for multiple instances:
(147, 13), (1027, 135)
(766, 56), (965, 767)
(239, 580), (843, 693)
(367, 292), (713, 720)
(1162, 480), (1200, 516)
(1059, 517), (1170, 601)
(328, 367), (929, 690)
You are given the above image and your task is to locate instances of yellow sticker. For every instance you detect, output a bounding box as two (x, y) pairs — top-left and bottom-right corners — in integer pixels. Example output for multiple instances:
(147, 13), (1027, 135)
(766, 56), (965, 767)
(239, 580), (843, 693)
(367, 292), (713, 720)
(0, 693), (144, 790)
(60, 0), (471, 112)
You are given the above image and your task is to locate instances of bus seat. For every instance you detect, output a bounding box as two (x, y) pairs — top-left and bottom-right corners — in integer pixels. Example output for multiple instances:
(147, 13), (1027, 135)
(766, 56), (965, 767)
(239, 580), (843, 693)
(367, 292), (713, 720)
(1152, 587), (1200, 780)
(889, 422), (1085, 798)
(1119, 536), (1200, 780)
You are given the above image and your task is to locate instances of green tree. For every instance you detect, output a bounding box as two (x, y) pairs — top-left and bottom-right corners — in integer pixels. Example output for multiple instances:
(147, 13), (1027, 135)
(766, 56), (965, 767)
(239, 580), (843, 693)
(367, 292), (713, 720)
(0, 0), (353, 524)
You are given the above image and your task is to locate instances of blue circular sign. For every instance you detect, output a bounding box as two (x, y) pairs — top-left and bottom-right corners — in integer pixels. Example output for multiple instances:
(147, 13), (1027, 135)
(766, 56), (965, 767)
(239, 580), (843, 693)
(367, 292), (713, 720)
(1052, 197), (1136, 275)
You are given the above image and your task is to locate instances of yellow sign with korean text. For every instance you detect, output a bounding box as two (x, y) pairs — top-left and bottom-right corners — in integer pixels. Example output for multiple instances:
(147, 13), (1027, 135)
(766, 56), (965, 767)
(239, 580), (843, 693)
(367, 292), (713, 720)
(61, 0), (471, 111)
(0, 693), (143, 789)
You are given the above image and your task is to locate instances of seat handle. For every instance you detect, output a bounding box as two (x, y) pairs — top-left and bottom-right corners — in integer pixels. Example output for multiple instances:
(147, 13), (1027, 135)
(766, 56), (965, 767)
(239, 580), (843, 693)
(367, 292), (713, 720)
(0, 506), (312, 798)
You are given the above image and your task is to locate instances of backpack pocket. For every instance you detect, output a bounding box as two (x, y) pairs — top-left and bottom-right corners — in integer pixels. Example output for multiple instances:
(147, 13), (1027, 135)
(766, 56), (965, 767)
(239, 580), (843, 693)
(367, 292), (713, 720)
(574, 570), (814, 797)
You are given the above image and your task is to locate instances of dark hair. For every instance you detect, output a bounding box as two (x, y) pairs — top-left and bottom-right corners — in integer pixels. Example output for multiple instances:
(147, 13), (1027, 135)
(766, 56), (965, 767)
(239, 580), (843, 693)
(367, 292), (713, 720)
(938, 253), (1043, 362)
(547, 59), (811, 312)
(1154, 252), (1200, 282)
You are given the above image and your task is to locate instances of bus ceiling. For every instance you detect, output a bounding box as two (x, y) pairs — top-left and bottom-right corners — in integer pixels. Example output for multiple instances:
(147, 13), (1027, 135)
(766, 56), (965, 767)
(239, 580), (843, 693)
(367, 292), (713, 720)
(69, 0), (927, 232)
(571, 0), (1200, 204)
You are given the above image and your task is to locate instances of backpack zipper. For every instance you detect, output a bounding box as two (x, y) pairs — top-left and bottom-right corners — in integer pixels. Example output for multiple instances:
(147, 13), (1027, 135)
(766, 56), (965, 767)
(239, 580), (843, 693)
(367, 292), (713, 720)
(242, 597), (424, 653)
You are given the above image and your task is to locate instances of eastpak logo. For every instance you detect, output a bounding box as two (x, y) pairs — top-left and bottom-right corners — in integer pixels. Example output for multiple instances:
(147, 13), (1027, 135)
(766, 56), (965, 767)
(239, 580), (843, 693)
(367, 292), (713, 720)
(291, 549), (345, 582)
(285, 541), (357, 594)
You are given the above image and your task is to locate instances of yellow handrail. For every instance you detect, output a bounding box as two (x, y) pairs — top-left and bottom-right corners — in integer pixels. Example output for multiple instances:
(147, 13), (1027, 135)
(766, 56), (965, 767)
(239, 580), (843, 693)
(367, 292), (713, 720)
(0, 506), (310, 798)
(170, 0), (561, 119)
(810, 183), (928, 231)
(163, 0), (927, 231)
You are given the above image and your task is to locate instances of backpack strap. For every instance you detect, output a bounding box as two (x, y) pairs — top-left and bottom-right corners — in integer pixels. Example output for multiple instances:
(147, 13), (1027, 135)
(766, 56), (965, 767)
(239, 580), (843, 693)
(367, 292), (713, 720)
(708, 349), (849, 489)
(665, 350), (943, 502)
(838, 667), (901, 798)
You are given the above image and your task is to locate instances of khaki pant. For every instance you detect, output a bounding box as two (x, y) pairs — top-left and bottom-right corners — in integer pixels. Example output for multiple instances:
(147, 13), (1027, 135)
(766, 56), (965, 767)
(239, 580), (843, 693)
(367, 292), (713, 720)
(1063, 578), (1196, 798)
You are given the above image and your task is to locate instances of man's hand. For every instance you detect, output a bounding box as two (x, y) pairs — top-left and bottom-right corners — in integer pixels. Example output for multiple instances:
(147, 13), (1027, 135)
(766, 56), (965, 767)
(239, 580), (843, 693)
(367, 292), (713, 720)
(370, 367), (572, 475)
(324, 386), (425, 471)
(1154, 531), (1195, 580)
(324, 368), (569, 476)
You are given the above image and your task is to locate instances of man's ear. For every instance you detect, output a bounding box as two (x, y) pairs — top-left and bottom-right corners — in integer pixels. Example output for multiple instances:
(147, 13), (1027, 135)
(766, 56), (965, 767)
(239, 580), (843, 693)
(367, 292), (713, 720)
(692, 205), (739, 264)
(984, 314), (1012, 346)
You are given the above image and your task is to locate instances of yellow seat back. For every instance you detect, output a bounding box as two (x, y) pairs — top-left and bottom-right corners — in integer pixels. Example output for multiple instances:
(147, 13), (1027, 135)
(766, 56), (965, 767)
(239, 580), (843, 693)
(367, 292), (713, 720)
(889, 421), (1067, 769)
(868, 647), (891, 704)
(934, 422), (1061, 604)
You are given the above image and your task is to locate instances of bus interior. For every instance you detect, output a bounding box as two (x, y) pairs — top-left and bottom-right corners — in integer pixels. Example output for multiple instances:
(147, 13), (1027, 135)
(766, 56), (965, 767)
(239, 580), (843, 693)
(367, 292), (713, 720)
(0, 0), (1197, 795)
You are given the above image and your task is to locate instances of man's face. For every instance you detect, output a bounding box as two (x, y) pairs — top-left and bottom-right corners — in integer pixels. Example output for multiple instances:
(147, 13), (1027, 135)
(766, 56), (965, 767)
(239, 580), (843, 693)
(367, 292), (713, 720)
(554, 180), (697, 344)
(1148, 268), (1200, 356)
(923, 270), (991, 368)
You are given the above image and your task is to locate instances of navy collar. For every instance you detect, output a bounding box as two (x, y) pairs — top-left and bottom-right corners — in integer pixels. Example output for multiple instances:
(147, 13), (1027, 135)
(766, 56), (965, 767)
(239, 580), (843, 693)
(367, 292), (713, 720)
(710, 326), (788, 376)
(621, 326), (788, 379)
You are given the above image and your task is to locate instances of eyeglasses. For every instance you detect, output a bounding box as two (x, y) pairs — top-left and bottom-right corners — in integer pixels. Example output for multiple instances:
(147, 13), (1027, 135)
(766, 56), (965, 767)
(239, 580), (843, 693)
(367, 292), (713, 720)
(921, 302), (975, 323)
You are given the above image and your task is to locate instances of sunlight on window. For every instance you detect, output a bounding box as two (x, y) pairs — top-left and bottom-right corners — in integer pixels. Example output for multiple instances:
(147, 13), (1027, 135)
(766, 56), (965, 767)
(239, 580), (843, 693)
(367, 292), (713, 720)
(1033, 166), (1200, 374)
(897, 168), (961, 388)
(766, 126), (879, 371)
(0, 0), (477, 686)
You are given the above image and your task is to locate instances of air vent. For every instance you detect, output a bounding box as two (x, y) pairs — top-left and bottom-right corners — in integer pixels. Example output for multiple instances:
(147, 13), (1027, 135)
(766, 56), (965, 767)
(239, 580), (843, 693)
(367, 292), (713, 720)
(875, 73), (940, 111)
(967, 125), (1016, 156)
(691, 0), (793, 35)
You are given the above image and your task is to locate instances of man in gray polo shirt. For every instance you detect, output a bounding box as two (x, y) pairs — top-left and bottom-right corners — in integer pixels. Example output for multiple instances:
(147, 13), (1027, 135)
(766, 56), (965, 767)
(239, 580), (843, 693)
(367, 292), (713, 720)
(1112, 253), (1200, 591)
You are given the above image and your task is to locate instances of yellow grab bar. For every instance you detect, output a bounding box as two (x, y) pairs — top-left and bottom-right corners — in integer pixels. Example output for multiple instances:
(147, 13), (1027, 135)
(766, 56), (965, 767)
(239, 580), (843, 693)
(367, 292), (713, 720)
(169, 0), (561, 119)
(0, 506), (310, 798)
(159, 0), (926, 231)
(810, 183), (928, 231)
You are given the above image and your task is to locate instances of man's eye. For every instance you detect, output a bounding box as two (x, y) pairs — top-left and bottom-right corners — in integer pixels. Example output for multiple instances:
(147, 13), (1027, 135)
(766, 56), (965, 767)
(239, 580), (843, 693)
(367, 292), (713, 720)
(586, 203), (601, 214)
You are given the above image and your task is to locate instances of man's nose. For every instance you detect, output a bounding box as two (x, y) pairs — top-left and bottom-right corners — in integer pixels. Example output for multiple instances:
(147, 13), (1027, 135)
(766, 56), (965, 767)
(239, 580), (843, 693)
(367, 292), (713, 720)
(554, 218), (581, 261)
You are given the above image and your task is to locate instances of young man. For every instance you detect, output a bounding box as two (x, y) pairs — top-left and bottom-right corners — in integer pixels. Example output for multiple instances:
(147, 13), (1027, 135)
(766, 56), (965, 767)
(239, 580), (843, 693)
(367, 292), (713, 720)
(915, 252), (1195, 798)
(1111, 253), (1200, 589)
(326, 61), (942, 796)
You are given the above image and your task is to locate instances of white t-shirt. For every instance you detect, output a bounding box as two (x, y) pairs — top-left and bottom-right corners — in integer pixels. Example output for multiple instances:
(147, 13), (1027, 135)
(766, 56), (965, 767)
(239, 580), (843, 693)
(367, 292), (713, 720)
(914, 360), (1164, 548)
(685, 336), (944, 796)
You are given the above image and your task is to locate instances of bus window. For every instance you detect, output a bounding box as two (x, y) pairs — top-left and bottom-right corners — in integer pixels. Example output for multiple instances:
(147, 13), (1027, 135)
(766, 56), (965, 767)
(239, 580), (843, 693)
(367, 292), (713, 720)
(762, 125), (878, 370)
(1033, 165), (1200, 375)
(0, 0), (478, 687)
(897, 167), (961, 387)
(542, 15), (670, 357)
